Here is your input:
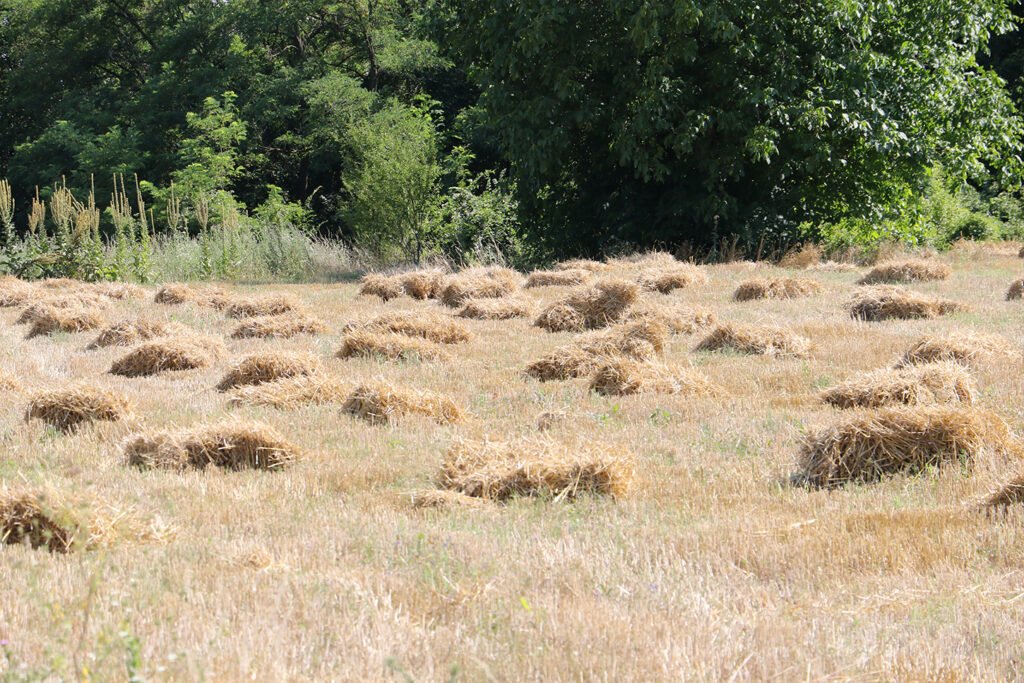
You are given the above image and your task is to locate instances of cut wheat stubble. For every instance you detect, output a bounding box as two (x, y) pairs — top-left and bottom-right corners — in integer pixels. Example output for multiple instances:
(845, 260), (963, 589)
(437, 438), (634, 501)
(794, 407), (1017, 488)
(125, 421), (301, 471)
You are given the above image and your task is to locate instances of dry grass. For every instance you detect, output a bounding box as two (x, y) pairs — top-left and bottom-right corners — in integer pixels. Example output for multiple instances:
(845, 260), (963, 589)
(554, 258), (609, 272)
(638, 265), (708, 293)
(358, 273), (404, 302)
(982, 471), (1024, 508)
(226, 294), (300, 319)
(342, 383), (463, 425)
(457, 297), (534, 320)
(895, 332), (1016, 369)
(733, 277), (823, 301)
(228, 375), (350, 409)
(695, 323), (810, 358)
(534, 279), (640, 332)
(93, 282), (146, 300)
(858, 259), (952, 285)
(0, 277), (36, 307)
(110, 336), (225, 377)
(808, 261), (860, 273)
(777, 243), (823, 269)
(401, 270), (446, 300)
(437, 438), (634, 501)
(229, 313), (327, 339)
(26, 306), (104, 338)
(26, 387), (133, 432)
(846, 285), (962, 321)
(337, 329), (450, 362)
(125, 422), (300, 471)
(216, 352), (321, 391)
(795, 407), (1016, 487)
(589, 358), (716, 397)
(439, 267), (522, 307)
(625, 301), (716, 335)
(355, 311), (472, 344)
(527, 319), (667, 381)
(408, 489), (488, 510)
(525, 269), (592, 288)
(821, 363), (975, 409)
(87, 320), (185, 349)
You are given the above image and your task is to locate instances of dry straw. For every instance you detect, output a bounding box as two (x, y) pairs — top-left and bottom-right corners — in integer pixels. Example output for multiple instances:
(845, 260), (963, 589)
(18, 294), (107, 323)
(439, 266), (522, 307)
(228, 375), (350, 409)
(525, 269), (592, 288)
(401, 270), (446, 300)
(638, 265), (708, 293)
(230, 313), (327, 339)
(88, 320), (185, 349)
(343, 383), (463, 425)
(226, 294), (300, 319)
(777, 243), (823, 269)
(457, 297), (534, 320)
(821, 363), (975, 409)
(795, 407), (1015, 487)
(733, 277), (823, 301)
(154, 283), (194, 305)
(437, 438), (634, 501)
(846, 285), (961, 321)
(982, 472), (1024, 508)
(0, 277), (36, 307)
(858, 259), (951, 285)
(358, 273), (405, 301)
(589, 358), (716, 397)
(527, 319), (667, 381)
(695, 323), (810, 358)
(110, 335), (225, 377)
(355, 311), (472, 344)
(125, 421), (300, 471)
(337, 329), (450, 362)
(896, 332), (1015, 369)
(625, 301), (716, 335)
(554, 259), (609, 272)
(26, 387), (133, 432)
(534, 279), (640, 332)
(408, 489), (488, 510)
(26, 307), (104, 338)
(808, 261), (860, 273)
(93, 282), (145, 300)
(216, 352), (321, 391)
(1007, 278), (1024, 300)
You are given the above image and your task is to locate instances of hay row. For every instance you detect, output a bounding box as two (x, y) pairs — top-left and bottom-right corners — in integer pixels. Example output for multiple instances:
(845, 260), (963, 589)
(733, 277), (822, 301)
(352, 311), (471, 344)
(88, 320), (186, 349)
(846, 286), (961, 321)
(589, 358), (717, 397)
(638, 265), (708, 294)
(858, 259), (951, 285)
(125, 422), (300, 471)
(342, 383), (463, 425)
(821, 363), (975, 409)
(526, 269), (591, 288)
(695, 323), (810, 358)
(338, 329), (450, 362)
(228, 375), (350, 409)
(457, 297), (534, 320)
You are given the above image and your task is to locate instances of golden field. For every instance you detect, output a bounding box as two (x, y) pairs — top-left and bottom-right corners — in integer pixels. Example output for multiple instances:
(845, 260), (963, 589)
(2, 244), (1024, 681)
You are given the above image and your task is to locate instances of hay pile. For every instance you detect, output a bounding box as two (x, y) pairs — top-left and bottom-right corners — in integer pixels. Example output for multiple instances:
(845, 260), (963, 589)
(778, 244), (823, 269)
(846, 285), (961, 321)
(982, 472), (1024, 508)
(437, 438), (634, 500)
(808, 261), (860, 273)
(0, 277), (35, 307)
(358, 273), (404, 301)
(457, 297), (534, 320)
(93, 282), (145, 300)
(409, 489), (488, 510)
(439, 267), (522, 307)
(356, 311), (471, 344)
(26, 387), (133, 432)
(858, 259), (951, 285)
(154, 283), (194, 305)
(342, 383), (463, 425)
(1007, 279), (1024, 300)
(228, 375), (350, 408)
(821, 363), (975, 409)
(625, 301), (716, 335)
(608, 251), (679, 269)
(525, 269), (592, 288)
(795, 407), (1015, 487)
(401, 270), (446, 300)
(638, 265), (708, 293)
(733, 277), (823, 301)
(534, 279), (640, 332)
(526, 319), (667, 381)
(896, 332), (1015, 369)
(125, 421), (300, 471)
(695, 323), (810, 358)
(226, 294), (300, 319)
(88, 320), (185, 349)
(337, 329), (449, 362)
(110, 336), (225, 377)
(17, 294), (106, 324)
(555, 259), (608, 273)
(217, 352), (321, 391)
(0, 490), (78, 552)
(230, 313), (327, 339)
(589, 358), (716, 397)
(26, 306), (104, 338)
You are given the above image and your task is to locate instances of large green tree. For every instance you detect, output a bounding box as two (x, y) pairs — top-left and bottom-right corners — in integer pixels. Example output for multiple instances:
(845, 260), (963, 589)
(437, 0), (1024, 253)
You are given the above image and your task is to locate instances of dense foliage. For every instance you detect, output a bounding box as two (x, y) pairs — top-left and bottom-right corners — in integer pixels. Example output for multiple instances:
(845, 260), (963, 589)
(1, 0), (1024, 272)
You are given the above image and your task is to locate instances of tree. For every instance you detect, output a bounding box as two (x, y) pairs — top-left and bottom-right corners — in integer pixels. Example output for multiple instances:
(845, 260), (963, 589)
(437, 0), (1024, 253)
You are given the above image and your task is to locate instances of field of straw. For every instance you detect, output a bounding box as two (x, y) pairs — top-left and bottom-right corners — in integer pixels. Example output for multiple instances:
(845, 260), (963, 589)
(5, 246), (1024, 680)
